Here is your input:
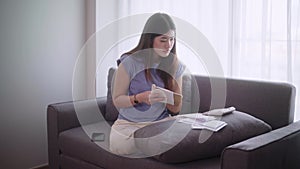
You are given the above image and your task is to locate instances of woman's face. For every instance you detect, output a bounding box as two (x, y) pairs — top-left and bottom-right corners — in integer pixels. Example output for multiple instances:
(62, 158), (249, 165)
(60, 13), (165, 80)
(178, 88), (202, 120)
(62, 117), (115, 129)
(153, 30), (175, 57)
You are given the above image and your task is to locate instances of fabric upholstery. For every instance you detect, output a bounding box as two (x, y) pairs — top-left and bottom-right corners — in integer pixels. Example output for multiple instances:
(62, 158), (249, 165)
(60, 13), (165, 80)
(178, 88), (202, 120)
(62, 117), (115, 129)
(58, 122), (220, 169)
(192, 75), (295, 129)
(134, 111), (272, 163)
(105, 68), (119, 122)
(221, 120), (300, 169)
(47, 68), (297, 169)
(180, 74), (193, 114)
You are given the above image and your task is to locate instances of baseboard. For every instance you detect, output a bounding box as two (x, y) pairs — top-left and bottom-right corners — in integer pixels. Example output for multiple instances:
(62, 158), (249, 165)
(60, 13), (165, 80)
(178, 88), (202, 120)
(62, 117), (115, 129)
(30, 163), (49, 169)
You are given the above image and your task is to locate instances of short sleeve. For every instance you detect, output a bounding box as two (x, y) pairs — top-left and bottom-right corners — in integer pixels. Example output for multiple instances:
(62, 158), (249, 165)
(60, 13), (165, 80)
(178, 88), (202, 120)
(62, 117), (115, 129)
(117, 54), (135, 78)
(117, 54), (129, 66)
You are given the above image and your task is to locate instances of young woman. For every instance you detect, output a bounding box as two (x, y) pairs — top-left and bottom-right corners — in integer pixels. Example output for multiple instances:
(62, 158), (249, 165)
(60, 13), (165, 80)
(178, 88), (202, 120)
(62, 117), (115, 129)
(110, 13), (185, 155)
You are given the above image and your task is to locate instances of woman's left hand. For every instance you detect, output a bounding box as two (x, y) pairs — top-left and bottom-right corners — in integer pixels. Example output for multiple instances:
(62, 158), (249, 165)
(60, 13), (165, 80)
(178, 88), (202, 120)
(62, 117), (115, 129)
(149, 89), (167, 104)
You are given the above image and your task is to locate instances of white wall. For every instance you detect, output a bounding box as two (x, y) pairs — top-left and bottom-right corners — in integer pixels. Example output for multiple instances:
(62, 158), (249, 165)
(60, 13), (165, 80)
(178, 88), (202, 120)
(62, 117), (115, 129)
(0, 0), (86, 168)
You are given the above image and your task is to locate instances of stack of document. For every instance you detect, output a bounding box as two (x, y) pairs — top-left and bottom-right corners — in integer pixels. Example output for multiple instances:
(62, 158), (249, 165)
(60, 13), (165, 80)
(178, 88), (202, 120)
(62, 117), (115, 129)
(192, 120), (227, 132)
(177, 113), (227, 132)
(177, 113), (216, 124)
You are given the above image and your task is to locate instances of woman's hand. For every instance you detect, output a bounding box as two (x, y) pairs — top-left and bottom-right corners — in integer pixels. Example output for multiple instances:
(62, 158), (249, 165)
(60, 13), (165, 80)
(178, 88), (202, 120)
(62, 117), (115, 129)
(136, 90), (167, 105)
(149, 89), (167, 104)
(135, 91), (151, 105)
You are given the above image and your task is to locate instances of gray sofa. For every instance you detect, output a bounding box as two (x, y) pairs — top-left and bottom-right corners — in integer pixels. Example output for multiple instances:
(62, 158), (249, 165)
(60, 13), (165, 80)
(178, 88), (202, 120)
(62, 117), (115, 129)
(47, 70), (300, 169)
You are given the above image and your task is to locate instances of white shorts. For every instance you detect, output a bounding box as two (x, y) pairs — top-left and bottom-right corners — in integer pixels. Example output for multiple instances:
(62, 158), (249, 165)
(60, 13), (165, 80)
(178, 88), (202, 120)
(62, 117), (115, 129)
(109, 117), (173, 156)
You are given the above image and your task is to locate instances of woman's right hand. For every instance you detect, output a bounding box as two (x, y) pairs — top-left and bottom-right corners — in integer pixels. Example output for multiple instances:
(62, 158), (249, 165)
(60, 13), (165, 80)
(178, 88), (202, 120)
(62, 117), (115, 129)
(136, 91), (151, 105)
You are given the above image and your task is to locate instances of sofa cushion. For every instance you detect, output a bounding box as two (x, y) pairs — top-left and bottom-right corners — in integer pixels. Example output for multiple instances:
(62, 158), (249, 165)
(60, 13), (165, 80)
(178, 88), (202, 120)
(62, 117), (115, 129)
(105, 68), (119, 122)
(58, 122), (221, 169)
(180, 74), (193, 114)
(134, 111), (272, 163)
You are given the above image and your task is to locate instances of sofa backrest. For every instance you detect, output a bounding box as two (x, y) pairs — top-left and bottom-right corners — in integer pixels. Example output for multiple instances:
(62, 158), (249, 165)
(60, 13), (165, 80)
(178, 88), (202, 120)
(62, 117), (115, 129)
(105, 68), (296, 129)
(191, 75), (296, 129)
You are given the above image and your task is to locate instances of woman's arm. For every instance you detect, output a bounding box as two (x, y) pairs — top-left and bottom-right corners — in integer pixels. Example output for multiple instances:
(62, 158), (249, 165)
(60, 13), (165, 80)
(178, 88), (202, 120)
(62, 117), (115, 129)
(166, 76), (183, 114)
(112, 64), (133, 108)
(112, 64), (152, 108)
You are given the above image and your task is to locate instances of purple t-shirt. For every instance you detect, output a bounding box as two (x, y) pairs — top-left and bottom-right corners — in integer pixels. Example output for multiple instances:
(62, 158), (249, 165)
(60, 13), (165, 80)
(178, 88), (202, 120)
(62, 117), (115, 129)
(116, 55), (185, 122)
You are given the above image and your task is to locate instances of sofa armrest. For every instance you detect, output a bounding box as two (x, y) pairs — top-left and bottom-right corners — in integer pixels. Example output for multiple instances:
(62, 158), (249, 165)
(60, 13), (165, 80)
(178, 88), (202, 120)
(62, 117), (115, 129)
(221, 120), (300, 169)
(47, 96), (107, 169)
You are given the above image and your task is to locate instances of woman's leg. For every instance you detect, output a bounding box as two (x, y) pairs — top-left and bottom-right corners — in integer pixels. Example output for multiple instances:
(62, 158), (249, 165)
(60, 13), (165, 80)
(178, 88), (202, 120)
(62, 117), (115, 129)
(109, 119), (146, 155)
(109, 117), (174, 155)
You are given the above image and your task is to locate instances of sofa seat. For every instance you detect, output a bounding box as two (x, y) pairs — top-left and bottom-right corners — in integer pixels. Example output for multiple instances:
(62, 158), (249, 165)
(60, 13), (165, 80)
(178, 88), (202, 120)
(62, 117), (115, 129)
(58, 122), (221, 169)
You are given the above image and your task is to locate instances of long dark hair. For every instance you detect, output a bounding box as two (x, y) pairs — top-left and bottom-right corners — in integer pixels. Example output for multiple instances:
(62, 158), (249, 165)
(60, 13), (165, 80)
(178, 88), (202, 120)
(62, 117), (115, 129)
(122, 13), (179, 91)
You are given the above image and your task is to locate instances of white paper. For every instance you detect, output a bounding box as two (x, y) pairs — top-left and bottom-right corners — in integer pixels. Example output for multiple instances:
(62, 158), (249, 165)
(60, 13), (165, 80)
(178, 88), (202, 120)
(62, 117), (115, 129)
(151, 84), (175, 105)
(192, 120), (227, 132)
(176, 113), (227, 132)
(177, 113), (216, 125)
